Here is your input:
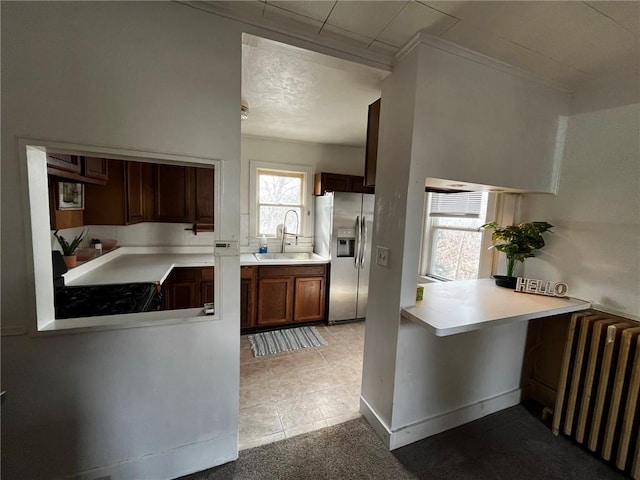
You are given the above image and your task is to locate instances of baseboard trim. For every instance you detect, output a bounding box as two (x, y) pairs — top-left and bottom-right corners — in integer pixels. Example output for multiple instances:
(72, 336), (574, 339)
(74, 434), (238, 480)
(361, 388), (522, 450)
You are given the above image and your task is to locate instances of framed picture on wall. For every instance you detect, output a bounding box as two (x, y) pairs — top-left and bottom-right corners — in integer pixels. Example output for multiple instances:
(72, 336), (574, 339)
(57, 182), (84, 210)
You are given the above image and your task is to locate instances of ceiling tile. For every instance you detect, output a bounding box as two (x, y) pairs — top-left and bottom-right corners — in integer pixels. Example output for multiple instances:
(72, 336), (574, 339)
(441, 21), (586, 88)
(586, 1), (640, 35)
(263, 4), (324, 36)
(266, 1), (337, 22)
(319, 23), (373, 49)
(377, 1), (458, 48)
(326, 1), (408, 39)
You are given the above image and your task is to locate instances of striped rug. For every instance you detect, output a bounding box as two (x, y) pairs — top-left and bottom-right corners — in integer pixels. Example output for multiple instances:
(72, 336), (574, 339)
(248, 326), (327, 357)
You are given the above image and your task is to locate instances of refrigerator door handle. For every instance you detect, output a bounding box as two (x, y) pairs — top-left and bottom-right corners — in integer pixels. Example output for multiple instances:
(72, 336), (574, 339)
(355, 215), (361, 269)
(360, 216), (367, 268)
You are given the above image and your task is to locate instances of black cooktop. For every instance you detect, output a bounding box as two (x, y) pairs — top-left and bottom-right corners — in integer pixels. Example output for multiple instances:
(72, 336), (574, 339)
(52, 251), (160, 319)
(55, 282), (160, 319)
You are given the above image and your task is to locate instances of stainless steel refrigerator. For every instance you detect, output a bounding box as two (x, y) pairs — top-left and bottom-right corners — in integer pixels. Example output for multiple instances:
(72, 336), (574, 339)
(314, 192), (374, 324)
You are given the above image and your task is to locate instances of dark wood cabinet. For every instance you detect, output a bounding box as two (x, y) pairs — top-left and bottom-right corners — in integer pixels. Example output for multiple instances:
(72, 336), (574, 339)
(243, 264), (326, 331)
(257, 277), (293, 326)
(155, 164), (192, 223)
(126, 161), (145, 224)
(47, 153), (81, 174)
(241, 266), (257, 329)
(162, 266), (214, 310)
(364, 98), (380, 187)
(314, 172), (374, 196)
(78, 156), (215, 227)
(83, 157), (108, 181)
(294, 276), (325, 322)
(85, 159), (149, 225)
(194, 167), (214, 224)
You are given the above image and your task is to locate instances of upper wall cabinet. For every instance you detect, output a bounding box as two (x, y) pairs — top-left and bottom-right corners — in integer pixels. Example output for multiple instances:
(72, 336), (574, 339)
(84, 159), (150, 225)
(155, 164), (192, 223)
(314, 173), (374, 196)
(84, 158), (214, 226)
(364, 98), (380, 187)
(47, 154), (108, 186)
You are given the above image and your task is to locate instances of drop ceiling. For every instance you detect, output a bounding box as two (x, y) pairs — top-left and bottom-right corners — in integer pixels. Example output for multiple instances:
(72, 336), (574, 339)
(185, 1), (640, 146)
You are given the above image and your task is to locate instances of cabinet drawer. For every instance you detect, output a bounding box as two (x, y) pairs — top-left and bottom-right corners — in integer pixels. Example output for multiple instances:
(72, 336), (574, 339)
(258, 265), (326, 278)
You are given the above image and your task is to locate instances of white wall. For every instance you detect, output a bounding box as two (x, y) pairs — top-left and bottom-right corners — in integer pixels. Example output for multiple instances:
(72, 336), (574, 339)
(520, 72), (640, 319)
(361, 36), (571, 447)
(240, 135), (365, 247)
(412, 35), (570, 193)
(2, 3), (241, 479)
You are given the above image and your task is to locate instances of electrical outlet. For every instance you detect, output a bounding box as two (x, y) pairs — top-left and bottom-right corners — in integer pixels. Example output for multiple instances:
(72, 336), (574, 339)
(376, 246), (389, 267)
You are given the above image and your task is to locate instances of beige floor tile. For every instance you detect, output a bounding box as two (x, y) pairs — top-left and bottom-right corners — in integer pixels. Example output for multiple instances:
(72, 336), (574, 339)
(240, 379), (275, 408)
(284, 420), (329, 439)
(238, 321), (366, 446)
(239, 431), (286, 451)
(325, 411), (361, 427)
(276, 396), (325, 430)
(240, 361), (271, 386)
(239, 404), (282, 441)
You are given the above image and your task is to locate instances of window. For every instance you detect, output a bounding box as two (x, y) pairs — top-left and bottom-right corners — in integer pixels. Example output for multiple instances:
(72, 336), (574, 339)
(420, 191), (494, 281)
(257, 169), (304, 236)
(249, 161), (313, 243)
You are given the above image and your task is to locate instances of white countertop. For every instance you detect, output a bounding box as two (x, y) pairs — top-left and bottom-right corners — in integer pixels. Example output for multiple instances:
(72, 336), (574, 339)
(401, 278), (590, 337)
(64, 247), (328, 286)
(66, 251), (215, 286)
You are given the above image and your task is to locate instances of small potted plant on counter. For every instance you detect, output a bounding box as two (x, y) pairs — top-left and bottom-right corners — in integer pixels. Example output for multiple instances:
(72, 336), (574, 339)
(53, 229), (88, 268)
(481, 221), (553, 288)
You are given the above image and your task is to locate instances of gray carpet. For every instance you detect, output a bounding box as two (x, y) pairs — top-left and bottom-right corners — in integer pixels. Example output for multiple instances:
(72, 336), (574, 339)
(179, 405), (626, 480)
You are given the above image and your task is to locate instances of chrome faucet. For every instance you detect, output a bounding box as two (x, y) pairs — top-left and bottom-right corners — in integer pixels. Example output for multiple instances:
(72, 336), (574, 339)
(281, 209), (299, 253)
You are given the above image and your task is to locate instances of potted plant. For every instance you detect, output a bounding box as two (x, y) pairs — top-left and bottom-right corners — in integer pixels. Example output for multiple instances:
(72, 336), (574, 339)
(53, 229), (88, 268)
(481, 221), (553, 288)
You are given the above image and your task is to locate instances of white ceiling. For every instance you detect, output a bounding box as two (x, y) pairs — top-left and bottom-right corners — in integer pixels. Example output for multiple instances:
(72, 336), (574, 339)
(186, 1), (640, 147)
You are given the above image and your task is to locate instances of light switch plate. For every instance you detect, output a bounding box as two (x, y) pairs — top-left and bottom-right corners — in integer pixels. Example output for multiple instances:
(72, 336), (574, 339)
(376, 246), (389, 267)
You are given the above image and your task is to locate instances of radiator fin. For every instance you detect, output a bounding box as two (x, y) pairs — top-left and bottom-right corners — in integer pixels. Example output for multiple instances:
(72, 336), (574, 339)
(553, 312), (640, 478)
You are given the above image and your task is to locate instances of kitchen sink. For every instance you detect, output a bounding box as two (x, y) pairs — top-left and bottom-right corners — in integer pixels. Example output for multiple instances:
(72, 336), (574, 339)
(253, 252), (323, 261)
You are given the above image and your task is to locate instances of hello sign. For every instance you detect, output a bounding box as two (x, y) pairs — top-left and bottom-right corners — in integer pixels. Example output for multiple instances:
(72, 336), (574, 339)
(515, 277), (568, 298)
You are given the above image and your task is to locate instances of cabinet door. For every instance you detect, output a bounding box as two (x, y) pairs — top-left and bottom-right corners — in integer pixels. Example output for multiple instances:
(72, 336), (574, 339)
(257, 277), (293, 325)
(201, 267), (214, 304)
(155, 164), (192, 222)
(47, 153), (81, 174)
(314, 173), (351, 195)
(350, 175), (375, 194)
(364, 98), (380, 187)
(194, 167), (214, 224)
(84, 159), (128, 225)
(126, 161), (145, 224)
(83, 157), (108, 181)
(294, 276), (326, 322)
(241, 266), (256, 329)
(162, 268), (199, 310)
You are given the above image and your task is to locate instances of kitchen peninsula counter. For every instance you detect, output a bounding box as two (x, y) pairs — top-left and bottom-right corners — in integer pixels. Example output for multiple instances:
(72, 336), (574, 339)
(64, 247), (328, 286)
(401, 279), (590, 336)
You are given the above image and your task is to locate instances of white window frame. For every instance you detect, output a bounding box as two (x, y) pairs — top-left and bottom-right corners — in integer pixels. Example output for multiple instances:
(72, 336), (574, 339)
(249, 161), (314, 242)
(419, 191), (497, 281)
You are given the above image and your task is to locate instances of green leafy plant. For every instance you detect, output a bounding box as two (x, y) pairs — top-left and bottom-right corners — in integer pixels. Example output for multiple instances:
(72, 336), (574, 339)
(53, 229), (88, 256)
(481, 221), (553, 277)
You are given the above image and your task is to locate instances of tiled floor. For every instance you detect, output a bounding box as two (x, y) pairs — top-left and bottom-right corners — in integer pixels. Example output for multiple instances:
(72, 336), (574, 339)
(239, 321), (365, 450)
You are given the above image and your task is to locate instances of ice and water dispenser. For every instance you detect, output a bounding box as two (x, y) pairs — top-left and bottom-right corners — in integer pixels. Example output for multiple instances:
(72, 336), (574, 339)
(336, 228), (356, 257)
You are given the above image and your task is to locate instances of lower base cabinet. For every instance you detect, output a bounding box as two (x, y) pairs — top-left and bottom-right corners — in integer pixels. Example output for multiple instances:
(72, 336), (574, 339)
(241, 264), (326, 331)
(162, 267), (214, 310)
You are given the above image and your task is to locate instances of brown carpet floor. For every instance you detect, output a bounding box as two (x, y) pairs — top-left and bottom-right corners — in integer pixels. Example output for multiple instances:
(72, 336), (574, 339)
(179, 405), (627, 480)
